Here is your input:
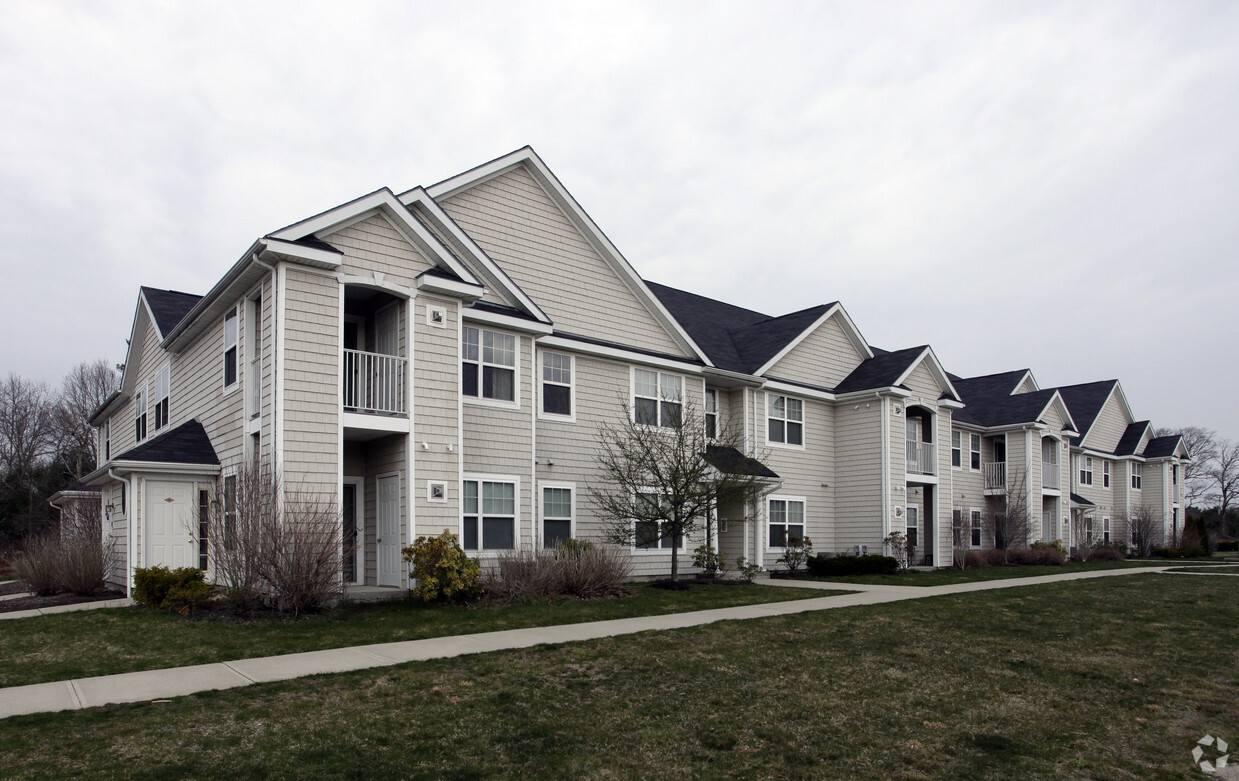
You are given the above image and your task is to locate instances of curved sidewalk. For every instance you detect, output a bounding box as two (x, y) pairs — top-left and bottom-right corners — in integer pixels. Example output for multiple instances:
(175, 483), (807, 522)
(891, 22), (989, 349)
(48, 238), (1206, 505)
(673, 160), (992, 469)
(0, 565), (1217, 720)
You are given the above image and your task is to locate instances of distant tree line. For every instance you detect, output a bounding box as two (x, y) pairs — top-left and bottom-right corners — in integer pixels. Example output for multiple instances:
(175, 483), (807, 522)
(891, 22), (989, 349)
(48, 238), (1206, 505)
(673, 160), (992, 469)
(1156, 426), (1239, 540)
(0, 360), (117, 546)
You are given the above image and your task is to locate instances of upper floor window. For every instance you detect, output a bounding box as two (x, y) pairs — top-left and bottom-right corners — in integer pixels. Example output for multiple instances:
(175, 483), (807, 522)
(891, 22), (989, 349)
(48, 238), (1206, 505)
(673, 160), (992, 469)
(969, 434), (981, 470)
(1131, 463), (1142, 490)
(153, 365), (170, 431)
(705, 388), (718, 439)
(767, 394), (803, 446)
(462, 479), (516, 550)
(463, 327), (515, 403)
(951, 431), (962, 468)
(540, 351), (572, 417)
(223, 308), (238, 388)
(134, 387), (147, 442)
(102, 420), (110, 461)
(768, 497), (806, 548)
(1172, 464), (1178, 485)
(1102, 461), (1110, 488)
(1079, 456), (1093, 486)
(633, 369), (682, 428)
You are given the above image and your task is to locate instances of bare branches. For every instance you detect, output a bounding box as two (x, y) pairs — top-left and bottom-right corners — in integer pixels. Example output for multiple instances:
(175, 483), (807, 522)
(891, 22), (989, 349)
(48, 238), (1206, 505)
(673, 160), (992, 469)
(1127, 504), (1161, 557)
(1209, 439), (1239, 538)
(984, 468), (1033, 563)
(53, 360), (118, 479)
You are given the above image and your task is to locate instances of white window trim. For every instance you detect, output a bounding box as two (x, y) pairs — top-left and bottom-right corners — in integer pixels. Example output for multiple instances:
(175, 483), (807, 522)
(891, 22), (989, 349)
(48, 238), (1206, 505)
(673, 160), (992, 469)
(630, 488), (688, 553)
(1130, 462), (1143, 490)
(223, 307), (239, 394)
(766, 494), (808, 551)
(153, 363), (171, 432)
(1102, 516), (1111, 543)
(461, 474), (521, 554)
(970, 508), (983, 548)
(765, 392), (806, 451)
(630, 368), (685, 429)
(704, 387), (718, 441)
(969, 434), (982, 472)
(462, 327), (521, 410)
(951, 430), (962, 470)
(1080, 456), (1094, 487)
(134, 384), (148, 443)
(536, 350), (575, 422)
(1102, 461), (1110, 489)
(539, 480), (576, 548)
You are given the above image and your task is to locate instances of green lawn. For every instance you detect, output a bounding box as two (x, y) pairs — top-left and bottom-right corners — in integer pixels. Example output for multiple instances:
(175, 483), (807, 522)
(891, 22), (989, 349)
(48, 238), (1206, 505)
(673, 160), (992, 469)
(0, 573), (1234, 779)
(0, 583), (832, 688)
(1167, 565), (1239, 575)
(802, 558), (1165, 586)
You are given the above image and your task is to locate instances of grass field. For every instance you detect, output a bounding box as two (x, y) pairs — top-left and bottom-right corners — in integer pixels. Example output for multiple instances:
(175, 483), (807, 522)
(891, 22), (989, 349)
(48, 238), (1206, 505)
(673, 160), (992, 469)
(803, 558), (1167, 586)
(1, 572), (1235, 779)
(0, 583), (830, 688)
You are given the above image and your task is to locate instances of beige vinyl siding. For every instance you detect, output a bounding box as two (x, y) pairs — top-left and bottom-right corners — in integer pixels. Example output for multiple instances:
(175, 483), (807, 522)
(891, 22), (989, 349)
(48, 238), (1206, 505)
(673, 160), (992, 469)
(412, 296), (462, 539)
(951, 428), (985, 520)
(462, 332), (535, 551)
(1083, 395), (1129, 452)
(364, 434), (408, 586)
(833, 401), (884, 552)
(407, 203), (508, 306)
(440, 165), (687, 357)
(1137, 462), (1165, 545)
(326, 214), (436, 288)
(758, 396), (835, 565)
(765, 313), (865, 388)
(281, 267), (340, 501)
(1014, 374), (1038, 394)
(104, 482), (128, 588)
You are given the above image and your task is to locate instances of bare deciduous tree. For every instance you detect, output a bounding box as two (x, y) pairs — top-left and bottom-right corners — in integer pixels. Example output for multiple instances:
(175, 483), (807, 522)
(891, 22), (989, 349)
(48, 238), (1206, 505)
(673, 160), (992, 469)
(1154, 426), (1217, 509)
(984, 469), (1033, 563)
(1127, 504), (1161, 557)
(53, 360), (118, 479)
(1070, 512), (1100, 561)
(0, 374), (56, 534)
(591, 397), (769, 583)
(1208, 439), (1239, 539)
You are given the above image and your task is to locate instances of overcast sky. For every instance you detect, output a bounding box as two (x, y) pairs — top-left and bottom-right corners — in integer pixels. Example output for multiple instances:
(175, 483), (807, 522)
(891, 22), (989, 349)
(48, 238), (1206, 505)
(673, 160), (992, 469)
(2, 1), (1237, 440)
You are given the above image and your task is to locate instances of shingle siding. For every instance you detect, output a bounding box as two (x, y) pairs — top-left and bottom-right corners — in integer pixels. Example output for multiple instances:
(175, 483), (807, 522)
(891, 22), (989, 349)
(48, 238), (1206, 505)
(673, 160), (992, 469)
(766, 313), (865, 388)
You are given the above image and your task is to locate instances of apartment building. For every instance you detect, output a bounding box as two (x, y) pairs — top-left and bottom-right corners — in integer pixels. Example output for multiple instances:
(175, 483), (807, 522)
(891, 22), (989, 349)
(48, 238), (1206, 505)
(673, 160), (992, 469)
(81, 148), (1189, 592)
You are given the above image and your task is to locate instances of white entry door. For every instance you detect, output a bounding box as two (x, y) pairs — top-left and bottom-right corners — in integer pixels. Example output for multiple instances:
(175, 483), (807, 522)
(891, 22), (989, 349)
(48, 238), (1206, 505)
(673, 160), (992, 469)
(377, 473), (401, 587)
(146, 481), (195, 569)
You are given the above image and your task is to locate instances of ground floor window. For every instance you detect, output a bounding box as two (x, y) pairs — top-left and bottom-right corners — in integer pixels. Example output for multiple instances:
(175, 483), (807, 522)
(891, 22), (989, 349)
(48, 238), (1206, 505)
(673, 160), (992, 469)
(768, 497), (806, 548)
(970, 509), (982, 547)
(1102, 517), (1110, 543)
(542, 485), (573, 548)
(463, 480), (516, 550)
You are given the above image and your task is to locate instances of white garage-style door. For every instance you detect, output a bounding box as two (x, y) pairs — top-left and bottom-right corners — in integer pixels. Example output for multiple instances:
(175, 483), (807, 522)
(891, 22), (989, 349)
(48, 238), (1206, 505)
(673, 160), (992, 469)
(145, 481), (196, 569)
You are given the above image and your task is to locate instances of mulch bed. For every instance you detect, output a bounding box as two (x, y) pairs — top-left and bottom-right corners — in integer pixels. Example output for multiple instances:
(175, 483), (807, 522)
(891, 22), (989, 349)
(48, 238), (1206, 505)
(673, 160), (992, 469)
(0, 586), (126, 614)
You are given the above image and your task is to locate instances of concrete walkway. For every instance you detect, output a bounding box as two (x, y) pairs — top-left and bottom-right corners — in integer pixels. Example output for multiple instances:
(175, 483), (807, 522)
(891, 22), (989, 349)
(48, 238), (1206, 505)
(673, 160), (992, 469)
(0, 564), (1226, 720)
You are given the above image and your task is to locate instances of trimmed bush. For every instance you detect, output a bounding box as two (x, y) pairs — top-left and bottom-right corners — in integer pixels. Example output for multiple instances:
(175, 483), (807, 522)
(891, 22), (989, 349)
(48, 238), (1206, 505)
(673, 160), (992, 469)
(403, 531), (483, 603)
(134, 566), (212, 610)
(1011, 541), (1067, 566)
(806, 553), (898, 577)
(484, 542), (631, 603)
(1153, 546), (1208, 559)
(1085, 544), (1125, 562)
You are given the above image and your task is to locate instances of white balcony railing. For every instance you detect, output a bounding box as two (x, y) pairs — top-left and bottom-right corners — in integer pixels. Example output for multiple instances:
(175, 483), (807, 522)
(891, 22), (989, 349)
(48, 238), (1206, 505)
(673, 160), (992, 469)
(906, 440), (935, 475)
(984, 461), (1006, 491)
(1042, 462), (1060, 490)
(343, 349), (407, 415)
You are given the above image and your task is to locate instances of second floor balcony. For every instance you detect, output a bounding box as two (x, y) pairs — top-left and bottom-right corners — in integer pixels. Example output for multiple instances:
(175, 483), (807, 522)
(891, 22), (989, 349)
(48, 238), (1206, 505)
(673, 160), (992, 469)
(906, 440), (936, 476)
(344, 348), (407, 416)
(1042, 462), (1060, 490)
(984, 461), (1006, 492)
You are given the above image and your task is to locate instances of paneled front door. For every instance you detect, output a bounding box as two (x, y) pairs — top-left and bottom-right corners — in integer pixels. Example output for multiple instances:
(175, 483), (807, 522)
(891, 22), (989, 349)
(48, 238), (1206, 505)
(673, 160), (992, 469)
(377, 473), (401, 587)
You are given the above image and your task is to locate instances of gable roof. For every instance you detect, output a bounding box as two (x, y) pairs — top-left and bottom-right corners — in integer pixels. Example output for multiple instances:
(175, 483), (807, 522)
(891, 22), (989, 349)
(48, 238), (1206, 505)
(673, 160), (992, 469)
(1115, 421), (1152, 456)
(111, 419), (219, 466)
(1143, 434), (1185, 459)
(834, 346), (930, 394)
(1055, 380), (1128, 445)
(951, 370), (1030, 405)
(951, 370), (1075, 430)
(141, 287), (203, 338)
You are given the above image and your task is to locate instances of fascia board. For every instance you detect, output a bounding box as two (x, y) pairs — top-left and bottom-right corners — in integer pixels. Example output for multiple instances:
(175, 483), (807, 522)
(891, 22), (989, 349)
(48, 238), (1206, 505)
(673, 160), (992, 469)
(404, 187), (551, 324)
(108, 460), (223, 477)
(261, 238), (343, 268)
(831, 303), (875, 361)
(763, 378), (836, 402)
(1077, 382), (1127, 448)
(428, 148), (712, 366)
(1037, 391), (1079, 434)
(415, 274), (485, 300)
(892, 347), (960, 400)
(462, 308), (554, 335)
(753, 305), (840, 377)
(536, 334), (704, 374)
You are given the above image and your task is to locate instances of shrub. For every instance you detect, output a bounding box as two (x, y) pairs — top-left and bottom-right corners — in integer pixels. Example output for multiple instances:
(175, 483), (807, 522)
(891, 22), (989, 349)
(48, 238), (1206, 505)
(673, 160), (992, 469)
(483, 542), (631, 602)
(962, 549), (1006, 569)
(1010, 541), (1067, 566)
(692, 544), (728, 577)
(556, 542), (631, 598)
(57, 529), (114, 595)
(1086, 543), (1125, 562)
(1182, 516), (1213, 556)
(134, 566), (212, 610)
(1153, 546), (1208, 559)
(805, 553), (898, 577)
(735, 556), (762, 583)
(403, 531), (483, 602)
(1217, 539), (1238, 552)
(259, 493), (345, 617)
(12, 535), (63, 595)
(776, 535), (813, 572)
(164, 579), (218, 613)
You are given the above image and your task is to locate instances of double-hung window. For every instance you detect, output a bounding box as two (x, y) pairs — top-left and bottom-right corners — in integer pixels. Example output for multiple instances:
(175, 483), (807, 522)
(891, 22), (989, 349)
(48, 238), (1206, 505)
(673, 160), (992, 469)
(102, 420), (110, 461)
(1130, 463), (1142, 490)
(223, 308), (238, 388)
(463, 327), (516, 403)
(705, 388), (718, 439)
(1079, 457), (1093, 486)
(540, 351), (572, 417)
(970, 509), (982, 547)
(633, 369), (682, 427)
(633, 492), (682, 550)
(541, 485), (573, 548)
(153, 365), (170, 431)
(1102, 517), (1111, 543)
(223, 475), (237, 551)
(768, 498), (806, 548)
(969, 434), (981, 470)
(1102, 461), (1110, 488)
(951, 431), (962, 468)
(134, 387), (147, 443)
(767, 394), (804, 446)
(462, 479), (516, 550)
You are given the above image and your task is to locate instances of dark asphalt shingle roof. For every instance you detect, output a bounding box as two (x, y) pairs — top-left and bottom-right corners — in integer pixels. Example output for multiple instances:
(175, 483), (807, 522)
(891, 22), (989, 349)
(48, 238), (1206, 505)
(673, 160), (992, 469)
(955, 387), (1063, 427)
(141, 288), (203, 338)
(729, 305), (834, 374)
(291, 235), (343, 254)
(1115, 421), (1151, 456)
(644, 281), (770, 372)
(834, 346), (927, 393)
(112, 420), (219, 466)
(1070, 492), (1094, 506)
(1056, 380), (1118, 444)
(703, 445), (779, 478)
(1143, 435), (1183, 459)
